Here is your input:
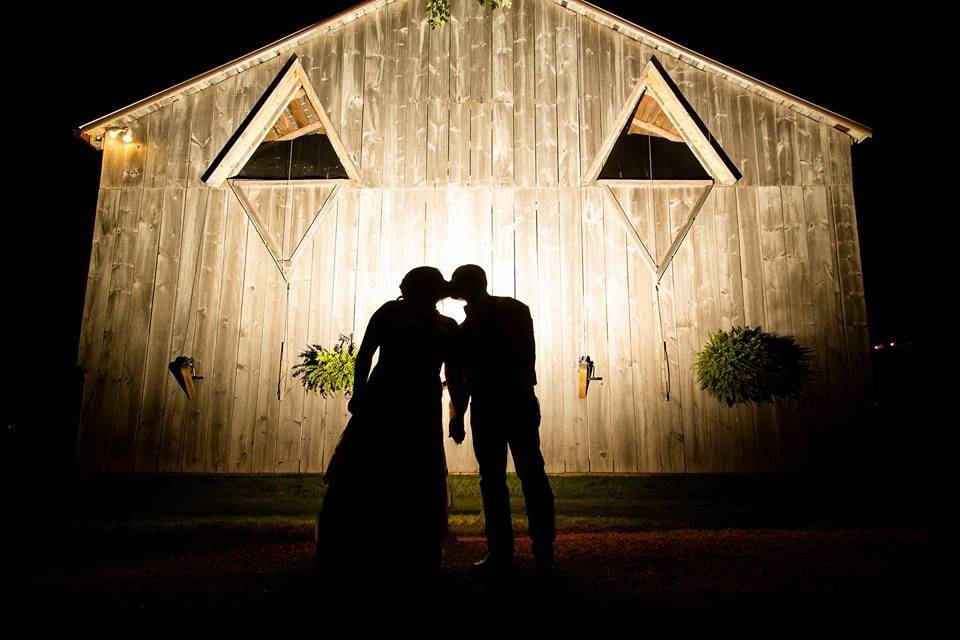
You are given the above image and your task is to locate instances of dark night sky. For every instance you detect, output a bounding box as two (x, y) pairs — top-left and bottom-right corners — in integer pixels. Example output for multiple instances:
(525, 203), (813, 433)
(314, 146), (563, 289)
(7, 2), (923, 459)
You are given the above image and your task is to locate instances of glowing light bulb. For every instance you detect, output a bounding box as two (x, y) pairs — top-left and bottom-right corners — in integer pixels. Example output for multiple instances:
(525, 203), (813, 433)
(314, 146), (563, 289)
(107, 128), (120, 139)
(121, 130), (133, 143)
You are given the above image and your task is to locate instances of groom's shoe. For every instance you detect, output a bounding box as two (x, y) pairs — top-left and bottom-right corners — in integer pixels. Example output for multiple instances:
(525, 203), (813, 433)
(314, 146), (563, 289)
(533, 542), (555, 571)
(471, 552), (512, 576)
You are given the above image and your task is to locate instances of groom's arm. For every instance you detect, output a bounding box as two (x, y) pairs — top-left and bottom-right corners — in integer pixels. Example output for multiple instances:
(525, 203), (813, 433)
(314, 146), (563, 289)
(504, 300), (537, 387)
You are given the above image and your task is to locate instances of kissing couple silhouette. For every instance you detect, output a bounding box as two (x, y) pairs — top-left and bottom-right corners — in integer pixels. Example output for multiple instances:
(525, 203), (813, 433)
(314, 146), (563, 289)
(314, 264), (555, 593)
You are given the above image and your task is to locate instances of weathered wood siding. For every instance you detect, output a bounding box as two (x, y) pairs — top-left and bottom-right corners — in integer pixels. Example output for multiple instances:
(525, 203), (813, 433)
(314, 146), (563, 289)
(77, 0), (870, 473)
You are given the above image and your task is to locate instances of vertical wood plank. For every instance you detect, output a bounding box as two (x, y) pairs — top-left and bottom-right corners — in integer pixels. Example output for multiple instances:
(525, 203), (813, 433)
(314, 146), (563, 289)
(143, 106), (172, 189)
(110, 187), (163, 471)
(577, 14), (602, 180)
(711, 186), (756, 471)
(758, 186), (793, 470)
(187, 88), (216, 188)
(341, 19), (366, 173)
(582, 186), (612, 471)
(405, 0), (429, 187)
(534, 0), (558, 186)
(602, 187), (637, 471)
(165, 96), (193, 189)
(797, 114), (826, 186)
(90, 188), (143, 471)
(491, 188), (516, 297)
(753, 98), (778, 186)
(133, 188), (185, 471)
(624, 187), (660, 472)
(732, 187), (767, 470)
(77, 190), (120, 373)
(555, 5), (580, 186)
(401, 189), (427, 273)
(426, 8), (450, 185)
(732, 88), (759, 186)
(708, 74), (737, 158)
(448, 0), (470, 184)
(77, 190), (121, 470)
(469, 0), (492, 183)
(158, 188), (208, 471)
(180, 190), (229, 472)
(355, 188), (384, 340)
(652, 186), (685, 472)
(276, 236), (313, 471)
(802, 185), (848, 465)
(558, 187), (587, 470)
(322, 188), (360, 468)
(513, 0), (536, 187)
(668, 186), (702, 472)
(301, 197), (340, 472)
(228, 206), (269, 472)
(691, 190), (723, 471)
(211, 75), (239, 173)
(319, 29), (344, 146)
(361, 7), (386, 185)
(781, 185), (815, 470)
(206, 194), (248, 472)
(775, 104), (801, 186)
(536, 188), (564, 472)
(492, 2), (515, 185)
(832, 184), (871, 402)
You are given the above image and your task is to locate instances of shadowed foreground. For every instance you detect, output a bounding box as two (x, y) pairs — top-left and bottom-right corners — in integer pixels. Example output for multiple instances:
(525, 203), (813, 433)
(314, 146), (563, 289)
(14, 474), (943, 625)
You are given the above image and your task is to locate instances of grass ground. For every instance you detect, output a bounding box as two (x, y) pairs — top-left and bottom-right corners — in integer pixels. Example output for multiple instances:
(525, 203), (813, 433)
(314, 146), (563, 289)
(11, 472), (944, 627)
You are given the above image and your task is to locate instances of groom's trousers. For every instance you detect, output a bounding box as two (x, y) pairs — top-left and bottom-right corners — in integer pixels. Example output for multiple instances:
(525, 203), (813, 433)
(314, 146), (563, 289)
(470, 387), (555, 562)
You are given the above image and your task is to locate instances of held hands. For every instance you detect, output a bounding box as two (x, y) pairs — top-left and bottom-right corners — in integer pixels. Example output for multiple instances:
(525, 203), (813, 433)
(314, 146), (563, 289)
(347, 392), (363, 416)
(447, 400), (465, 444)
(449, 416), (466, 444)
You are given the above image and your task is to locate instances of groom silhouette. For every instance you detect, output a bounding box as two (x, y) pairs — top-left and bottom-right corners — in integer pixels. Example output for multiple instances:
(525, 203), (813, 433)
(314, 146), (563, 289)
(448, 264), (556, 573)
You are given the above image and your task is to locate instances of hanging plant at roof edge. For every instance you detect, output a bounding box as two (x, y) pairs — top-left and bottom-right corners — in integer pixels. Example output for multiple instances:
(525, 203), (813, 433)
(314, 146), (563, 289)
(427, 0), (512, 29)
(292, 334), (357, 397)
(696, 327), (815, 406)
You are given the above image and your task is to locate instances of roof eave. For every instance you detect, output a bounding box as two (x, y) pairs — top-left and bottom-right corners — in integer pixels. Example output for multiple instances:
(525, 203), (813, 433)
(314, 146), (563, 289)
(562, 0), (872, 142)
(77, 0), (871, 148)
(78, 0), (392, 148)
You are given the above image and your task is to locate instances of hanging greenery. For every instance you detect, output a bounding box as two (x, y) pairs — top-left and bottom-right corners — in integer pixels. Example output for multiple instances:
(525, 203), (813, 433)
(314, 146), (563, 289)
(292, 334), (357, 397)
(427, 0), (513, 30)
(695, 326), (815, 406)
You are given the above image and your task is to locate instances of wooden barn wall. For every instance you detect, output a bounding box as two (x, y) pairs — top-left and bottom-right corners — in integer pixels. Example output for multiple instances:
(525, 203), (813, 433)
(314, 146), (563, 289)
(77, 0), (870, 473)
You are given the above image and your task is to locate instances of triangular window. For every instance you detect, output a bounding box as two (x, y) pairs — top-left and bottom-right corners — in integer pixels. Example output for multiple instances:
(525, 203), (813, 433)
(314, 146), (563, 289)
(204, 55), (359, 187)
(583, 57), (737, 185)
(589, 57), (739, 279)
(599, 93), (711, 180)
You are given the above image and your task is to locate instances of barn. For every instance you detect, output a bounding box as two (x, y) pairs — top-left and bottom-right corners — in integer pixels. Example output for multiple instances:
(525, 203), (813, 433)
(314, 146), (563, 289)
(75, 0), (872, 475)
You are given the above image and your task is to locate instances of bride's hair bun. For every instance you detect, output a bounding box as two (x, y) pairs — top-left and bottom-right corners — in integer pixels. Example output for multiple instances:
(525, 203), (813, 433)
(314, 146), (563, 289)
(399, 266), (450, 302)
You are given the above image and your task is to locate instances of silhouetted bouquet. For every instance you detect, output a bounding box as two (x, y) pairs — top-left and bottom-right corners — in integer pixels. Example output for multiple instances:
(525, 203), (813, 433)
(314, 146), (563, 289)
(696, 326), (814, 406)
(292, 334), (356, 397)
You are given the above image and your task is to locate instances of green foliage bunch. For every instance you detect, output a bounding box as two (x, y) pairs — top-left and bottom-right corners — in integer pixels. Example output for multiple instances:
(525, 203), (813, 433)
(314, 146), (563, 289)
(696, 326), (814, 406)
(292, 334), (357, 397)
(427, 0), (513, 29)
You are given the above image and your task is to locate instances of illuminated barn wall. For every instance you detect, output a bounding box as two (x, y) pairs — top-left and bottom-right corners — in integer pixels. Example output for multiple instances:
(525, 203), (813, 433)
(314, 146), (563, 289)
(76, 0), (870, 474)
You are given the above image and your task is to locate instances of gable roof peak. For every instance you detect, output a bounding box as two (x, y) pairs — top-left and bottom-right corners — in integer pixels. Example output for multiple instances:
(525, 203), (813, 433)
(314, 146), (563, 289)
(77, 0), (871, 146)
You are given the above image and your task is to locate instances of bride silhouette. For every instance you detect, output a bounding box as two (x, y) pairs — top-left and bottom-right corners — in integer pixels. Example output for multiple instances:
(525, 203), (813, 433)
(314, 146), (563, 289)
(314, 266), (462, 587)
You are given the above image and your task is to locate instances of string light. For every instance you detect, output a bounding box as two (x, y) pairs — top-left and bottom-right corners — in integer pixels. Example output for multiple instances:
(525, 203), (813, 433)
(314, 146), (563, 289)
(105, 126), (133, 143)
